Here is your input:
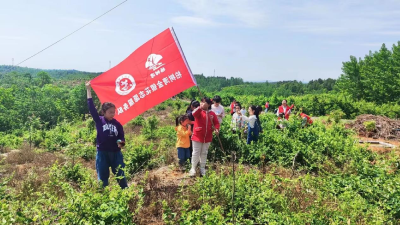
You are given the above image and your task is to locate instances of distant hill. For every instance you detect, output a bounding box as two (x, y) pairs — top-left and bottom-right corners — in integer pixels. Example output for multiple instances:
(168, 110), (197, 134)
(0, 65), (101, 80)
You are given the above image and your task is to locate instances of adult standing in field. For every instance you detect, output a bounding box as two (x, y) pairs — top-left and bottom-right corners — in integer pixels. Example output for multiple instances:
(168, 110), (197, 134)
(242, 105), (261, 144)
(277, 99), (294, 120)
(265, 101), (269, 113)
(211, 95), (225, 124)
(190, 97), (220, 177)
(86, 81), (128, 189)
(230, 99), (237, 115)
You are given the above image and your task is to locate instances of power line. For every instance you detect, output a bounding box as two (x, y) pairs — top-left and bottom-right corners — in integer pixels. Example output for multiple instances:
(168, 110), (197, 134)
(15, 0), (128, 67)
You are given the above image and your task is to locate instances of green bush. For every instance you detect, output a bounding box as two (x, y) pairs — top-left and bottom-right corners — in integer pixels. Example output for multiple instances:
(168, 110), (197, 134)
(129, 115), (145, 127)
(142, 115), (159, 139)
(330, 109), (345, 123)
(155, 104), (166, 111)
(363, 120), (376, 132)
(124, 143), (156, 176)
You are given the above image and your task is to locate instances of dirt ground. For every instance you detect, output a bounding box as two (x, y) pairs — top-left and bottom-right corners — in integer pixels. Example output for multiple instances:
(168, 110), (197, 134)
(358, 136), (400, 153)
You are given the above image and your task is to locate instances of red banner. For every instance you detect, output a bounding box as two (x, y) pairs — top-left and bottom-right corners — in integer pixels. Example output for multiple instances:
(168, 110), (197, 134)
(90, 28), (197, 125)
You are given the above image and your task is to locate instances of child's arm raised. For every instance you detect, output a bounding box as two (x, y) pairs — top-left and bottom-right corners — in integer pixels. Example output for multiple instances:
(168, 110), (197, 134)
(86, 81), (101, 123)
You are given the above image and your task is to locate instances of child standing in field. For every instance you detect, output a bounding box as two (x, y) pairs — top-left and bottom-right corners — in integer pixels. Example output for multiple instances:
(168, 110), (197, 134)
(175, 115), (192, 170)
(242, 105), (261, 144)
(86, 81), (128, 189)
(230, 103), (245, 135)
(190, 97), (220, 177)
(241, 106), (247, 116)
(185, 100), (200, 159)
(211, 95), (225, 124)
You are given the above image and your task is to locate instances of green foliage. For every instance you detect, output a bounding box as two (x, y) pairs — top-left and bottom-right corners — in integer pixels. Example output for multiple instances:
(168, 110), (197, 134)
(0, 65), (100, 80)
(66, 142), (96, 161)
(211, 114), (370, 172)
(155, 104), (166, 111)
(337, 42), (400, 104)
(124, 143), (156, 176)
(2, 42), (400, 224)
(330, 109), (345, 123)
(142, 115), (159, 139)
(0, 162), (144, 224)
(0, 133), (23, 152)
(129, 115), (145, 126)
(194, 74), (244, 92)
(364, 120), (376, 132)
(43, 121), (71, 151)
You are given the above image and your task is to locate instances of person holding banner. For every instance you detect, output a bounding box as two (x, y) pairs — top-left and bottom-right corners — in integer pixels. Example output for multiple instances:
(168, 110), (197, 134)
(190, 97), (220, 177)
(86, 81), (128, 189)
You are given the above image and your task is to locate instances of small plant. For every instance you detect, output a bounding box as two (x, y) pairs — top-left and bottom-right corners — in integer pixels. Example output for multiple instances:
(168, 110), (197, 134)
(330, 109), (345, 123)
(124, 143), (155, 176)
(129, 115), (145, 126)
(142, 115), (159, 139)
(363, 120), (376, 132)
(155, 104), (166, 111)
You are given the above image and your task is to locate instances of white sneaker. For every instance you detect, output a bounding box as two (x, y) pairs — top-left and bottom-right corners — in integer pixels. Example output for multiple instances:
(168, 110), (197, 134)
(189, 169), (196, 177)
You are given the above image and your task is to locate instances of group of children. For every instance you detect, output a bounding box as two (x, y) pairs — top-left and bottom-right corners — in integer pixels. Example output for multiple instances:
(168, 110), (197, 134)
(175, 97), (220, 176)
(174, 96), (268, 176)
(85, 79), (315, 188)
(174, 98), (315, 176)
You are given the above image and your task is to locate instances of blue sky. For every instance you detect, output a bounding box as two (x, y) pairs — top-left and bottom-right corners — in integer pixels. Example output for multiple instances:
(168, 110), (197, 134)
(1, 0), (399, 82)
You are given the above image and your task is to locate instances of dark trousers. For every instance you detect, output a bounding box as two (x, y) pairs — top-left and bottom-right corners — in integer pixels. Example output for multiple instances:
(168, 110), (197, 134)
(247, 126), (259, 144)
(177, 147), (191, 166)
(96, 151), (128, 188)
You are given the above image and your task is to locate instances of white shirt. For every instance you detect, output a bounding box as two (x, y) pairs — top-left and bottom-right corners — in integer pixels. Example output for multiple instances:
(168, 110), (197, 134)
(240, 109), (247, 115)
(211, 104), (225, 124)
(242, 115), (257, 128)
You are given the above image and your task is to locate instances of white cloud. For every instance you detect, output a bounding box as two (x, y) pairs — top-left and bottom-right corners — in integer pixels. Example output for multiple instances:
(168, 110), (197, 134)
(96, 28), (115, 33)
(173, 0), (400, 34)
(174, 0), (268, 27)
(171, 16), (220, 27)
(359, 42), (385, 47)
(0, 36), (28, 40)
(378, 31), (400, 35)
(273, 0), (400, 35)
(60, 17), (101, 25)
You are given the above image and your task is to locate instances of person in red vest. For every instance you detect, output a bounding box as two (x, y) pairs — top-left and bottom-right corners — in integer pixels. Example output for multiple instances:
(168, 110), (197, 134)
(276, 99), (294, 120)
(264, 101), (269, 113)
(299, 108), (313, 127)
(230, 99), (237, 115)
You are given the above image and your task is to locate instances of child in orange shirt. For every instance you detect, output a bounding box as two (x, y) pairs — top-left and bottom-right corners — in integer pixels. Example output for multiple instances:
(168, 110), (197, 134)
(175, 115), (192, 169)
